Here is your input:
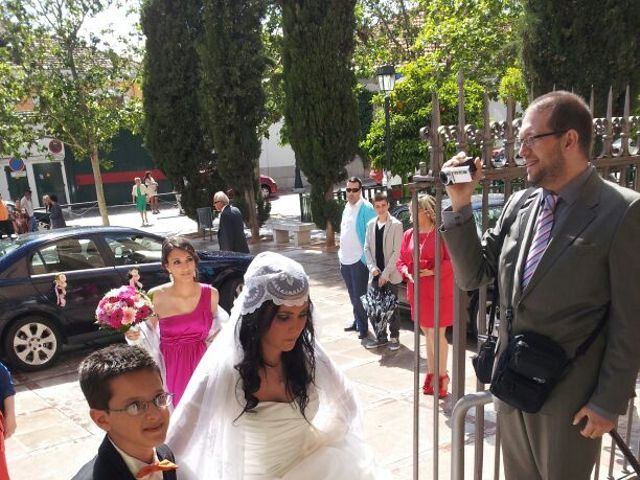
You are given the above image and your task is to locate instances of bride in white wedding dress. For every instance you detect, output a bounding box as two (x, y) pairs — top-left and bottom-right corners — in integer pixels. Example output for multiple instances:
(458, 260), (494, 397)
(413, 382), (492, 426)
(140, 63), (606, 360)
(166, 252), (389, 480)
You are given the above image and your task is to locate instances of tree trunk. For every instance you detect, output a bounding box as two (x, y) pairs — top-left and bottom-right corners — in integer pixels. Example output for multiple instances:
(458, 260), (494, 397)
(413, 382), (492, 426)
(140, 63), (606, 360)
(243, 189), (260, 242)
(90, 148), (110, 226)
(324, 186), (336, 247)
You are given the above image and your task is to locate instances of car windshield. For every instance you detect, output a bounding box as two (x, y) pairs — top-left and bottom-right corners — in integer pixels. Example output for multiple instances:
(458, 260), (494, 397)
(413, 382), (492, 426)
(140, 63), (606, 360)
(0, 238), (27, 257)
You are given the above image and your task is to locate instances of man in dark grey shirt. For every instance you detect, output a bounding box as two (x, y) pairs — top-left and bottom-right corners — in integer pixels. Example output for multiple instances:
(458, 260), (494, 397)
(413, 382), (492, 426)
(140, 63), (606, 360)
(48, 194), (67, 229)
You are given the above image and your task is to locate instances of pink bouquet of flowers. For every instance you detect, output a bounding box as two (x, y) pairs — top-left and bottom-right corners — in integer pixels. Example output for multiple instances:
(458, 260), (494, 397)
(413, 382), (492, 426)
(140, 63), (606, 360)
(95, 285), (155, 333)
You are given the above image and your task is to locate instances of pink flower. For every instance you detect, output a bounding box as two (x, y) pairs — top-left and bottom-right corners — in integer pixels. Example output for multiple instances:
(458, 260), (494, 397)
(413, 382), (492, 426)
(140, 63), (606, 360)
(95, 284), (156, 332)
(121, 307), (137, 326)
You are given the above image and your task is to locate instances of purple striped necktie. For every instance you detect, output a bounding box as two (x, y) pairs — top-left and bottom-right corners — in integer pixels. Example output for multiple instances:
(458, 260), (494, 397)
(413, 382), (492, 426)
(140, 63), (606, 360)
(522, 192), (558, 289)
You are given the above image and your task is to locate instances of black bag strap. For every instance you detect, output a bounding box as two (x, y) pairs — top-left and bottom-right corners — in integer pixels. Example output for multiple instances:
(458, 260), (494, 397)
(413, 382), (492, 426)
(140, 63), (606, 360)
(486, 278), (498, 336)
(570, 315), (607, 362)
(485, 187), (535, 337)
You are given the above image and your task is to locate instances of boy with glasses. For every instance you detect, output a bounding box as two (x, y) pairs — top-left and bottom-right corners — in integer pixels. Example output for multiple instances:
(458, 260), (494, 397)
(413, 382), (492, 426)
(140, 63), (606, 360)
(72, 345), (178, 480)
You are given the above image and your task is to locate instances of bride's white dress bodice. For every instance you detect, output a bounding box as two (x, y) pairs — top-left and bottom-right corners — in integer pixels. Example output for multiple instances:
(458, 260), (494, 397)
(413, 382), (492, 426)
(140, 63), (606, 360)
(240, 393), (320, 479)
(239, 391), (381, 480)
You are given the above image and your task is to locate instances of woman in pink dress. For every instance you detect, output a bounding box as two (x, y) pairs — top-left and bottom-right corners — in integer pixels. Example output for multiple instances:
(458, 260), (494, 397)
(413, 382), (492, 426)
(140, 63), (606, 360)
(396, 194), (454, 398)
(126, 237), (222, 406)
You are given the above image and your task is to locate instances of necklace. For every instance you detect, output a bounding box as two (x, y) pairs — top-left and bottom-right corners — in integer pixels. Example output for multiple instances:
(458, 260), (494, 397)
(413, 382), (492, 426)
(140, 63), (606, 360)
(263, 360), (281, 368)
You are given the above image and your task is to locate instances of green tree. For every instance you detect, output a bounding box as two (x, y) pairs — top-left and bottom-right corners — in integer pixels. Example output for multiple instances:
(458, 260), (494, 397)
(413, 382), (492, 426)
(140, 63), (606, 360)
(354, 0), (421, 77)
(521, 1), (640, 115)
(1, 0), (142, 225)
(280, 0), (360, 246)
(200, 0), (266, 240)
(262, 2), (285, 136)
(362, 0), (523, 178)
(141, 0), (224, 220)
(0, 40), (31, 157)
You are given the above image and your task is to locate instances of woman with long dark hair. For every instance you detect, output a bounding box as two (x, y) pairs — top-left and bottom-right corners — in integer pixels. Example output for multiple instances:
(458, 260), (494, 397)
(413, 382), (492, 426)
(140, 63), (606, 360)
(126, 236), (225, 406)
(167, 252), (386, 480)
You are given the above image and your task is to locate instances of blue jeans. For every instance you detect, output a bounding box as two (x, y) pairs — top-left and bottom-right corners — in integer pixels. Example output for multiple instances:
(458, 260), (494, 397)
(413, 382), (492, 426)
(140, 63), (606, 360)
(340, 260), (369, 336)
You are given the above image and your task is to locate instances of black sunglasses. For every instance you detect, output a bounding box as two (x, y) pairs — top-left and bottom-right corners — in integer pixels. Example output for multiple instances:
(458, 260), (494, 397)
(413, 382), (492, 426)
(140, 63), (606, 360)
(345, 188), (361, 193)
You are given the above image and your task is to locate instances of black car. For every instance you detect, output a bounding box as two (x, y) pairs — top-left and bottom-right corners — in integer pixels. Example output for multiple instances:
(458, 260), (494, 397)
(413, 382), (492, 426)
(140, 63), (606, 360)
(390, 194), (505, 337)
(0, 226), (252, 371)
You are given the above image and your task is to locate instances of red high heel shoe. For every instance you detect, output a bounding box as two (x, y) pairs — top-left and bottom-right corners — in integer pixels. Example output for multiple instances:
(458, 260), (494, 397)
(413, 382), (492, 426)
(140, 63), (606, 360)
(423, 373), (434, 395)
(438, 373), (450, 398)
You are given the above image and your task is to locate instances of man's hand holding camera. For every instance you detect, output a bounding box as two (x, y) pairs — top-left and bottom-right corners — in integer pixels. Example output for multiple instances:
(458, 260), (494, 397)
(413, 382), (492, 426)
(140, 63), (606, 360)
(442, 152), (482, 211)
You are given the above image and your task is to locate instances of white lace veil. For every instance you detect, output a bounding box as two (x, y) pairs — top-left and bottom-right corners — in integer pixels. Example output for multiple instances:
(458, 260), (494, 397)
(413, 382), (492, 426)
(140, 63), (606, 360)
(166, 252), (384, 480)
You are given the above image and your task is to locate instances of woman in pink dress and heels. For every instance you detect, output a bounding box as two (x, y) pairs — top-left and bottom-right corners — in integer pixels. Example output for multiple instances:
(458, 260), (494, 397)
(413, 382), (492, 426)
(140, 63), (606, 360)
(127, 237), (224, 406)
(396, 194), (454, 398)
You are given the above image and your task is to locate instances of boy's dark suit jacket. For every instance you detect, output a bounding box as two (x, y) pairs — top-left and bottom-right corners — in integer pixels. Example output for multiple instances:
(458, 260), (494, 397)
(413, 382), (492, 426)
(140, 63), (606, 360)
(71, 435), (177, 480)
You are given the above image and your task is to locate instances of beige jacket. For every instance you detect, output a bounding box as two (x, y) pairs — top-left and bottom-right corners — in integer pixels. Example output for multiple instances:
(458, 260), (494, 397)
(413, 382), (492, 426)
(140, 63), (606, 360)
(363, 213), (404, 285)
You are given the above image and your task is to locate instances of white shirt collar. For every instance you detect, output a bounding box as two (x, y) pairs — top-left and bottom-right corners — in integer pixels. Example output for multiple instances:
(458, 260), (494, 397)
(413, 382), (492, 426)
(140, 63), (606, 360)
(346, 196), (364, 210)
(109, 438), (162, 480)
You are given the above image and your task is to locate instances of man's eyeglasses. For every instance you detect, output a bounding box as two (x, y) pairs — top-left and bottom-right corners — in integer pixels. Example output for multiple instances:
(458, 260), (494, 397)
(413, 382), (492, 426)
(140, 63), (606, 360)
(345, 188), (361, 193)
(516, 130), (568, 150)
(108, 392), (174, 416)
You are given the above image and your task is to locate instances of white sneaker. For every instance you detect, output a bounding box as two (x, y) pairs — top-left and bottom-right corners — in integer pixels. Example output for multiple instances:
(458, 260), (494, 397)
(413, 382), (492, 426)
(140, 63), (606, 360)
(388, 338), (400, 351)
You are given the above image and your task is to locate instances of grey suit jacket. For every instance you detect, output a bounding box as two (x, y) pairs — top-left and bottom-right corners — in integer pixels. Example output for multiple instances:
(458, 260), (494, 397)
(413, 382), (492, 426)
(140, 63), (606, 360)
(443, 169), (640, 417)
(363, 214), (404, 285)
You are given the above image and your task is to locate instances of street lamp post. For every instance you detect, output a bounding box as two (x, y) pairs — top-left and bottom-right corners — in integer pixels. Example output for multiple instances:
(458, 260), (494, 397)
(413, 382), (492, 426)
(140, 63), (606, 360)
(376, 64), (396, 201)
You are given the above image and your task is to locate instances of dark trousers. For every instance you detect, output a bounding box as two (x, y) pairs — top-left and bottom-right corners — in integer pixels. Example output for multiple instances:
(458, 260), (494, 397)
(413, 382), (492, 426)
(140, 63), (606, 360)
(340, 260), (369, 336)
(498, 408), (600, 479)
(370, 281), (400, 341)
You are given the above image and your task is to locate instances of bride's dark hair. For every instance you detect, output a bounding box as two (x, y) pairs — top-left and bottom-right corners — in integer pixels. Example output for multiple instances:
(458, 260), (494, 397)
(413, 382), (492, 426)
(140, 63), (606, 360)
(235, 299), (315, 418)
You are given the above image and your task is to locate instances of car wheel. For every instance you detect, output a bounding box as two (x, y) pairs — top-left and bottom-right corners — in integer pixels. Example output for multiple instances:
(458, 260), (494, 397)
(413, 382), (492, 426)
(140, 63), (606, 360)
(4, 316), (62, 371)
(219, 277), (244, 312)
(260, 185), (271, 199)
(37, 220), (50, 231)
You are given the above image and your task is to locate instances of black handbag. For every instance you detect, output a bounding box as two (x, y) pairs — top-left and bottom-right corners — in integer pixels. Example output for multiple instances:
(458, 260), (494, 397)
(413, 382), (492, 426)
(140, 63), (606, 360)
(472, 279), (499, 384)
(490, 307), (606, 414)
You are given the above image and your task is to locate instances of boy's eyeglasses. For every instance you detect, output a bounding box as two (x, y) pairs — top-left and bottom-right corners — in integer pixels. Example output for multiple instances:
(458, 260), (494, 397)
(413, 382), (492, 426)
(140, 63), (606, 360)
(108, 392), (174, 416)
(345, 188), (361, 193)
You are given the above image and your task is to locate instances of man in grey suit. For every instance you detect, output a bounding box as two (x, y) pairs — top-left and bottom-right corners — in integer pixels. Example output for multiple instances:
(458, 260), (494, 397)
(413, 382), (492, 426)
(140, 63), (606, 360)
(441, 91), (640, 479)
(213, 191), (250, 254)
(363, 191), (404, 350)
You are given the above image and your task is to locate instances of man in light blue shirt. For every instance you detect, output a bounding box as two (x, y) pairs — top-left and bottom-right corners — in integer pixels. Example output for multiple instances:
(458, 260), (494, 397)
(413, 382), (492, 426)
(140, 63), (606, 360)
(339, 177), (375, 339)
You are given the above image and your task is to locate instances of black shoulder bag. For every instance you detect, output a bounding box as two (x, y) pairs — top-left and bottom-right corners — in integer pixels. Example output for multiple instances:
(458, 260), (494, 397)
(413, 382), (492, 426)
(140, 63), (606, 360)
(490, 309), (606, 414)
